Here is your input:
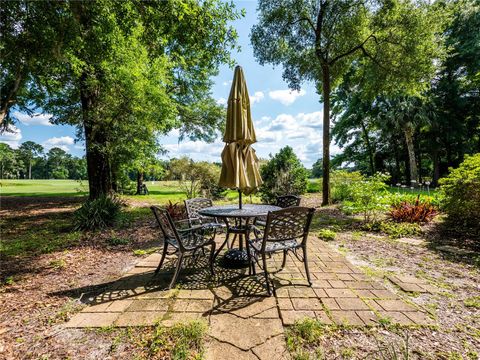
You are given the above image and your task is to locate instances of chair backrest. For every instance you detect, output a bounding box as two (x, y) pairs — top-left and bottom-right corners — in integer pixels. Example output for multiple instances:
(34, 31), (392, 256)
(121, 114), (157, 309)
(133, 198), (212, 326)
(184, 198), (214, 226)
(262, 207), (315, 249)
(276, 195), (301, 208)
(150, 206), (183, 247)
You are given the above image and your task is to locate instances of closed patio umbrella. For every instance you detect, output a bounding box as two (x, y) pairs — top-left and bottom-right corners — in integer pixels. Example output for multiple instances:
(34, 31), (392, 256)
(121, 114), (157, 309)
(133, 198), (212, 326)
(219, 65), (262, 208)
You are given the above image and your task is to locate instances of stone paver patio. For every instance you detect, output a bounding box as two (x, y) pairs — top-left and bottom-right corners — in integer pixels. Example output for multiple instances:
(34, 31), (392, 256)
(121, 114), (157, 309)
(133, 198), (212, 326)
(66, 235), (434, 359)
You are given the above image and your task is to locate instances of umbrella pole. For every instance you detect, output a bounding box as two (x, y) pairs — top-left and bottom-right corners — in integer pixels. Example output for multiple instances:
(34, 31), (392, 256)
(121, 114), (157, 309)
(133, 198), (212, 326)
(238, 189), (242, 209)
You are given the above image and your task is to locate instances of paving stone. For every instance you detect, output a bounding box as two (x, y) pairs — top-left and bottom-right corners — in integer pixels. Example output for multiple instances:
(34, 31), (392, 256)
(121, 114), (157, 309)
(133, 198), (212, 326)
(371, 290), (398, 299)
(161, 312), (206, 327)
(313, 272), (338, 280)
(127, 299), (171, 312)
(378, 311), (414, 325)
(315, 311), (333, 324)
(252, 335), (291, 360)
(288, 287), (317, 298)
(418, 284), (439, 294)
(404, 311), (435, 325)
(325, 288), (356, 298)
(66, 312), (119, 328)
(396, 283), (427, 293)
(82, 301), (114, 313)
(205, 338), (257, 360)
(291, 298), (324, 311)
(173, 299), (212, 313)
(209, 314), (283, 350)
(321, 298), (340, 310)
(337, 274), (356, 281)
(253, 307), (279, 319)
(354, 290), (376, 299)
(356, 310), (380, 326)
(138, 289), (175, 299)
(376, 300), (416, 312)
(311, 280), (332, 289)
(227, 297), (277, 318)
(277, 298), (293, 310)
(345, 281), (375, 290)
(115, 311), (165, 326)
(313, 288), (328, 298)
(328, 280), (346, 288)
(335, 298), (369, 311)
(390, 275), (424, 284)
(280, 310), (316, 326)
(330, 311), (364, 326)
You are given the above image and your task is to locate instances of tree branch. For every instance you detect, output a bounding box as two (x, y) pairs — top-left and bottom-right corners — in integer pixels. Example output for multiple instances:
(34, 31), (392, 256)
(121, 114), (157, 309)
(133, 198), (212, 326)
(328, 34), (378, 66)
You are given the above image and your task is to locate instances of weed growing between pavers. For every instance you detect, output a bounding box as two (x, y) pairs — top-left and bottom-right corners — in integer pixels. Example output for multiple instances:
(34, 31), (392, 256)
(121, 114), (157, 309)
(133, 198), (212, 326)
(137, 320), (207, 360)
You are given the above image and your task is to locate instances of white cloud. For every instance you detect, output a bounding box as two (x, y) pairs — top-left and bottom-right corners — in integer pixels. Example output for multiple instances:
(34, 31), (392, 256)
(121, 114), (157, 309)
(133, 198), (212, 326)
(163, 140), (225, 161)
(0, 126), (22, 148)
(216, 97), (227, 106)
(249, 91), (264, 104)
(43, 136), (75, 152)
(268, 89), (306, 106)
(222, 80), (232, 86)
(13, 111), (53, 126)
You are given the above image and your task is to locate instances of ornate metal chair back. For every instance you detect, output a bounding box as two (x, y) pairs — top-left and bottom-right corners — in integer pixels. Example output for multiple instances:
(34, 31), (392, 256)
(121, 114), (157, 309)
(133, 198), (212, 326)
(184, 198), (214, 226)
(276, 195), (301, 208)
(150, 206), (185, 250)
(262, 207), (315, 249)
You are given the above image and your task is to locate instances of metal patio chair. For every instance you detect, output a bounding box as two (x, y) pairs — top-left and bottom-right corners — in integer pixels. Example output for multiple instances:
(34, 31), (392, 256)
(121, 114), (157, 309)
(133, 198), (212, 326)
(254, 194), (302, 228)
(150, 206), (216, 289)
(249, 206), (315, 296)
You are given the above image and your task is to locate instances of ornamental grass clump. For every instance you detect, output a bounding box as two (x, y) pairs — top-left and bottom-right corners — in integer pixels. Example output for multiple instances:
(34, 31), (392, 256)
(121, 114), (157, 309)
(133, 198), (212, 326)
(387, 195), (437, 223)
(73, 195), (124, 231)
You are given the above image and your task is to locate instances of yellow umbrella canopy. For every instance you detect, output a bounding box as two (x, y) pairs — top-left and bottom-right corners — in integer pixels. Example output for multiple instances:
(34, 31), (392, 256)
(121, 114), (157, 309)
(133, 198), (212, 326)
(219, 66), (263, 197)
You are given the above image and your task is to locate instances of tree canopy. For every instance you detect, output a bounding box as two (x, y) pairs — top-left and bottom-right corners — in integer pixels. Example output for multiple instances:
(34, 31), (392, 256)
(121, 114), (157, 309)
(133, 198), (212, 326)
(251, 0), (445, 204)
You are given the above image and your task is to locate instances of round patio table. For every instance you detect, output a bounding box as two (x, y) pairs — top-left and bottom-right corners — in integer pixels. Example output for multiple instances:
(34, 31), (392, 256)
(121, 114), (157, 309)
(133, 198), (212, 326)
(198, 204), (281, 269)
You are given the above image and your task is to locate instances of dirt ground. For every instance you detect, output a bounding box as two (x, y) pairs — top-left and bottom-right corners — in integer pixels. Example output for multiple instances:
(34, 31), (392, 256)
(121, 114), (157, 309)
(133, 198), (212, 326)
(0, 195), (479, 359)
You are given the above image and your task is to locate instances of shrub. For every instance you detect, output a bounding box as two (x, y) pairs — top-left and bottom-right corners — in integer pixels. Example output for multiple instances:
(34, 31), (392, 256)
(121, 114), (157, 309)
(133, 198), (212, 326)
(342, 172), (391, 222)
(387, 195), (437, 223)
(318, 229), (336, 241)
(439, 154), (480, 230)
(330, 170), (364, 203)
(307, 179), (321, 193)
(169, 157), (225, 199)
(259, 146), (308, 204)
(73, 195), (123, 231)
(164, 200), (186, 221)
(363, 221), (421, 239)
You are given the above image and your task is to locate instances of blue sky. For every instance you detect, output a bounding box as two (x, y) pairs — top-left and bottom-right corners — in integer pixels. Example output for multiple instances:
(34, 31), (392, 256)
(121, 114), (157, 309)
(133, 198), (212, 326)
(0, 1), (340, 168)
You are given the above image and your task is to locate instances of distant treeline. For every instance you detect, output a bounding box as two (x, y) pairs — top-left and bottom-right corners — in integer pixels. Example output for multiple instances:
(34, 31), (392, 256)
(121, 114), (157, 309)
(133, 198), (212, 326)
(0, 141), (86, 180)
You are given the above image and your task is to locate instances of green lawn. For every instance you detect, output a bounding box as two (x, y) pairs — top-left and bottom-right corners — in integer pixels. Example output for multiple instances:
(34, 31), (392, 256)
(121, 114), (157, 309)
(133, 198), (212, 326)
(0, 179), (262, 204)
(0, 179), (88, 197)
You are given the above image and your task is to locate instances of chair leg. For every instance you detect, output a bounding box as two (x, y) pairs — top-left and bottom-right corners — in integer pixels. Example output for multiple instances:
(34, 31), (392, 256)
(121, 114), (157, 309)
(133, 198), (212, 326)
(209, 243), (216, 276)
(281, 250), (288, 269)
(262, 254), (272, 296)
(213, 232), (230, 263)
(169, 253), (184, 289)
(245, 239), (255, 275)
(302, 246), (312, 286)
(155, 243), (169, 274)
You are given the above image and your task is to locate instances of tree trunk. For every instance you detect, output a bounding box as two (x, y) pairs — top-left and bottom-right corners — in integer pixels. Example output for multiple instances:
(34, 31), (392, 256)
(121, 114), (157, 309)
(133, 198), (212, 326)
(321, 66), (331, 206)
(28, 159), (32, 180)
(0, 70), (23, 127)
(432, 149), (440, 186)
(80, 73), (112, 200)
(404, 123), (418, 183)
(360, 120), (375, 175)
(136, 171), (144, 195)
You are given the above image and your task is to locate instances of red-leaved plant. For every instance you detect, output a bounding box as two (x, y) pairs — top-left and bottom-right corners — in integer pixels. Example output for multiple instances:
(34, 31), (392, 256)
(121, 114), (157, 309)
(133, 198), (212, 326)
(387, 195), (437, 223)
(164, 201), (185, 221)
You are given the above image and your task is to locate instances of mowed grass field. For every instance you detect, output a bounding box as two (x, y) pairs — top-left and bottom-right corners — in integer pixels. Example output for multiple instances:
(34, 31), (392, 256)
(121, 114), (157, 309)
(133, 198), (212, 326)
(0, 179), (260, 204)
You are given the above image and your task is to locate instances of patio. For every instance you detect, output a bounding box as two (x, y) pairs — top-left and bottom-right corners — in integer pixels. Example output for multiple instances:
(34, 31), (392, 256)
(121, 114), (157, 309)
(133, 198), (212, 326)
(65, 234), (434, 359)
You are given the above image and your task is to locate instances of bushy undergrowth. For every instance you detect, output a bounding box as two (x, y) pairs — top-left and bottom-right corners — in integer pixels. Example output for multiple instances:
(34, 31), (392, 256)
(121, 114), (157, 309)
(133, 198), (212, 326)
(318, 229), (336, 241)
(439, 153), (480, 231)
(363, 221), (422, 239)
(73, 195), (124, 231)
(330, 170), (364, 202)
(164, 200), (186, 221)
(341, 172), (391, 222)
(387, 195), (437, 223)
